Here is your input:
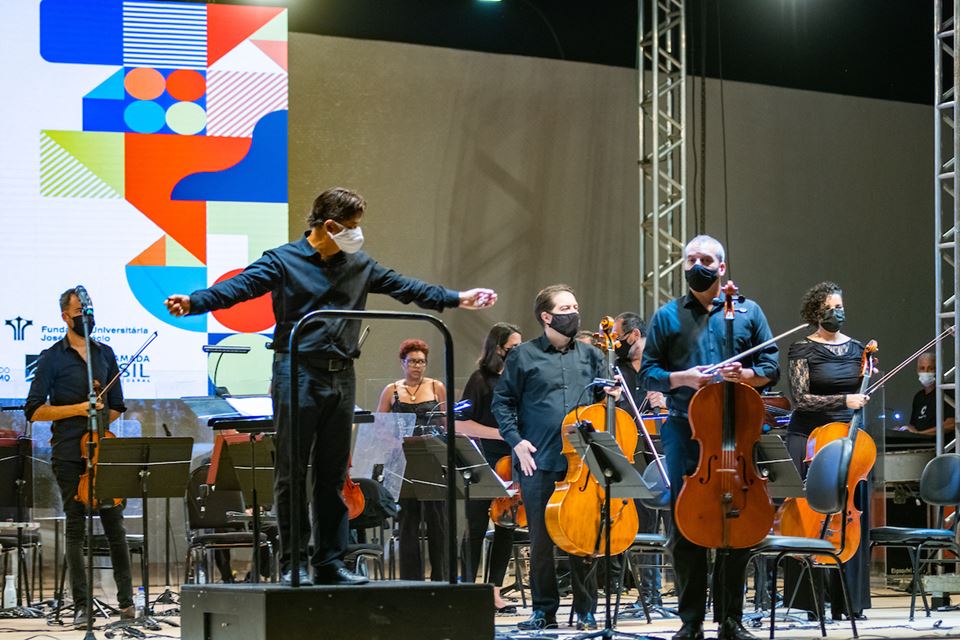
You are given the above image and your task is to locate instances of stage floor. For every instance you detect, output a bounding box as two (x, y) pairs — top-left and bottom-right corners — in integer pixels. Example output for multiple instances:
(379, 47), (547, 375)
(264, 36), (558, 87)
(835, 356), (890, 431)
(1, 592), (960, 639)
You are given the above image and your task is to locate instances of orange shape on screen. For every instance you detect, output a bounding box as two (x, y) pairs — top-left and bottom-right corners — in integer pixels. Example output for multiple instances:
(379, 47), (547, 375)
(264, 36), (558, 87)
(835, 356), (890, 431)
(166, 69), (206, 102)
(210, 268), (275, 333)
(125, 68), (166, 100)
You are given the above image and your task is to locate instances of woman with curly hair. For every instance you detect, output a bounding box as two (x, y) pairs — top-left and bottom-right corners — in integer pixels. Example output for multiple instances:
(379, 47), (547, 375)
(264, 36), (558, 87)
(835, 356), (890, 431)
(377, 338), (448, 581)
(783, 281), (872, 620)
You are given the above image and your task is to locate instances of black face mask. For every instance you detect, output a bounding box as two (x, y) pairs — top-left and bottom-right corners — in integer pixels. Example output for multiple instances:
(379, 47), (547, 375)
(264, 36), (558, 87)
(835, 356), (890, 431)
(615, 336), (633, 360)
(548, 312), (580, 338)
(820, 307), (845, 333)
(685, 263), (719, 293)
(71, 314), (95, 336)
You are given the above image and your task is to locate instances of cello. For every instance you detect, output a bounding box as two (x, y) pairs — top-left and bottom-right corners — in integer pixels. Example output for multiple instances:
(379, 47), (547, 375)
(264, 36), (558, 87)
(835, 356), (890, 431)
(489, 455), (527, 529)
(545, 317), (640, 557)
(775, 341), (879, 563)
(675, 281), (775, 549)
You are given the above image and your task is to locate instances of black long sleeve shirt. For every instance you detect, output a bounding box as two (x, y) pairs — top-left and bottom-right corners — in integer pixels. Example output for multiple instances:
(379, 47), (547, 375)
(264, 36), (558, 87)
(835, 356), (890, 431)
(638, 293), (780, 415)
(491, 335), (606, 473)
(24, 337), (126, 462)
(189, 235), (461, 356)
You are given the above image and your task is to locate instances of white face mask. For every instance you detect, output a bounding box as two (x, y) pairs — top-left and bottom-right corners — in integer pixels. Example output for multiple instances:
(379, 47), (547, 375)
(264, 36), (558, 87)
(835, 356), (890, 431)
(919, 372), (936, 387)
(330, 224), (364, 254)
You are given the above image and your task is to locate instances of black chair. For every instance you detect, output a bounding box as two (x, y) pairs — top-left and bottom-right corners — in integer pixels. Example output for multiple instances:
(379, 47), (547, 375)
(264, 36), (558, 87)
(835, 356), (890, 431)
(0, 530), (43, 604)
(615, 532), (673, 624)
(870, 452), (960, 620)
(183, 465), (273, 583)
(344, 477), (395, 580)
(747, 438), (858, 639)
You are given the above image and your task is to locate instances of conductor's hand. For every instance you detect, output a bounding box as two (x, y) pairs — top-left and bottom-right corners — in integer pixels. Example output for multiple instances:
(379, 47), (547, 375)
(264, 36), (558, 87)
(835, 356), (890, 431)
(514, 440), (538, 476)
(459, 288), (498, 310)
(846, 393), (870, 410)
(165, 294), (191, 317)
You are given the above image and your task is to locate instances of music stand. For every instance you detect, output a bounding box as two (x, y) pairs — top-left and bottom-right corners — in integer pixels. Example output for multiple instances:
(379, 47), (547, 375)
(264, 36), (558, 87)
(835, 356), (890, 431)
(755, 434), (805, 499)
(209, 428), (275, 584)
(0, 436), (42, 616)
(566, 426), (657, 640)
(95, 437), (192, 633)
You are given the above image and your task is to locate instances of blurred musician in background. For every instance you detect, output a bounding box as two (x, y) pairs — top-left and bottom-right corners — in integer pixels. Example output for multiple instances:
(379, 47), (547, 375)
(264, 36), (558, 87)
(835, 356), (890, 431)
(897, 352), (956, 436)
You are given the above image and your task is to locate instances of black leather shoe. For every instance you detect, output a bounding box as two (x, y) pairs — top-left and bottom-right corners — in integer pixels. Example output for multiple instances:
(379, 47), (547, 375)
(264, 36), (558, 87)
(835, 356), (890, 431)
(313, 566), (369, 585)
(517, 611), (558, 630)
(281, 566), (312, 585)
(672, 622), (705, 640)
(719, 618), (757, 640)
(576, 612), (598, 630)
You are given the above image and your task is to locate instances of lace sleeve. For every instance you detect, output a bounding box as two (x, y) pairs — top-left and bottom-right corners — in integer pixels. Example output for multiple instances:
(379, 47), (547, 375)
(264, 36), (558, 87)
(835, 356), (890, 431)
(789, 357), (847, 412)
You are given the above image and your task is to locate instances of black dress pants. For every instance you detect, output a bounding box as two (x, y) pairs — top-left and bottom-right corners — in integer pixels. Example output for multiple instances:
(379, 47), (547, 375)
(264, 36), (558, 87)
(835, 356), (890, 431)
(463, 498), (514, 585)
(54, 460), (133, 609)
(272, 354), (354, 573)
(518, 468), (597, 618)
(397, 497), (447, 581)
(661, 417), (750, 626)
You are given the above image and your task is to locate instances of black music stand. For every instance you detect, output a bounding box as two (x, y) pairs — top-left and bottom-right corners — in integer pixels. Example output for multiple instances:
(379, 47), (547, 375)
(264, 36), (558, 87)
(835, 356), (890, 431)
(566, 426), (658, 640)
(95, 437), (192, 633)
(755, 434), (805, 500)
(209, 426), (275, 584)
(0, 436), (42, 617)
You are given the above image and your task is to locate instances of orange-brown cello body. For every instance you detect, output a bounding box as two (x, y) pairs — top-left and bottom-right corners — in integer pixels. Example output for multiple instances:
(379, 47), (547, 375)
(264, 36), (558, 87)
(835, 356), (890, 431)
(545, 403), (640, 557)
(75, 380), (122, 508)
(774, 422), (876, 564)
(342, 457), (365, 521)
(676, 381), (774, 548)
(489, 455), (527, 529)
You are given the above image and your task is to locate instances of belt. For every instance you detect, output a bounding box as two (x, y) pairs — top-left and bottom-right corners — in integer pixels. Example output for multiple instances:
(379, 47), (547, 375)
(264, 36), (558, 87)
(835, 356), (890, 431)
(274, 353), (353, 372)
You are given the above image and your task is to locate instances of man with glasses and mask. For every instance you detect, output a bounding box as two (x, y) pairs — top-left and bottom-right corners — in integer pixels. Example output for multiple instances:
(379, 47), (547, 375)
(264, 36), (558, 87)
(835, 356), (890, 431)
(492, 284), (619, 631)
(639, 235), (779, 640)
(25, 288), (134, 627)
(165, 187), (497, 585)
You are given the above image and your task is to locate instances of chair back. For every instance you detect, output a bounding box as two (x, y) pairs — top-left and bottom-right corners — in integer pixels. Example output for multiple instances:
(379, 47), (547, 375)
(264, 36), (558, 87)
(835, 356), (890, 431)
(185, 464), (246, 531)
(805, 438), (853, 516)
(349, 477), (398, 530)
(920, 453), (960, 506)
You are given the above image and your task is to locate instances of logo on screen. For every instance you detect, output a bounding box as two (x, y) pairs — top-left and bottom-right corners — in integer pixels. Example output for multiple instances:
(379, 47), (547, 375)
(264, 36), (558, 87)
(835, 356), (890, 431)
(5, 317), (33, 341)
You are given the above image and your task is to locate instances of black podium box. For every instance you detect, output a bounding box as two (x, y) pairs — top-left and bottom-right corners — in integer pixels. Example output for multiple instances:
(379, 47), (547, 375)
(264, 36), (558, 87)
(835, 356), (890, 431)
(180, 581), (493, 640)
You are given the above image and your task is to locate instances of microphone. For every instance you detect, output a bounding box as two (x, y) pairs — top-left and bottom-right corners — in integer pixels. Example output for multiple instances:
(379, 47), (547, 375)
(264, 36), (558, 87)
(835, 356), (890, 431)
(75, 285), (94, 315)
(161, 422), (172, 437)
(591, 378), (621, 388)
(202, 345), (251, 354)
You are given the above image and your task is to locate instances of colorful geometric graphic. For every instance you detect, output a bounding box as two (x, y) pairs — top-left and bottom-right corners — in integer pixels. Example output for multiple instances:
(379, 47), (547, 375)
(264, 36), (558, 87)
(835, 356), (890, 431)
(36, 0), (288, 391)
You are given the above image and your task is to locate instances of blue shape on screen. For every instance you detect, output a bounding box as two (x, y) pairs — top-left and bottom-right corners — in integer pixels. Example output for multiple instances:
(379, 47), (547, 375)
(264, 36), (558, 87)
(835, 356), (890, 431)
(126, 265), (207, 332)
(171, 111), (288, 203)
(83, 98), (127, 132)
(86, 68), (126, 100)
(40, 0), (122, 65)
(124, 101), (166, 134)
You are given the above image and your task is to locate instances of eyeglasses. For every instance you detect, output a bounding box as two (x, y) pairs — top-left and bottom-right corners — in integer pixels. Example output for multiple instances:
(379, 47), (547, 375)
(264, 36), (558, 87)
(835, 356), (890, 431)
(404, 358), (427, 366)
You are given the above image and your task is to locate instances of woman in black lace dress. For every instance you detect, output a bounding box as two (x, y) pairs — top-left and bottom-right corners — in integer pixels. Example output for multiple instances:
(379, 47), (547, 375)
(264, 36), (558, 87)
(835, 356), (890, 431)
(377, 339), (447, 581)
(784, 281), (872, 620)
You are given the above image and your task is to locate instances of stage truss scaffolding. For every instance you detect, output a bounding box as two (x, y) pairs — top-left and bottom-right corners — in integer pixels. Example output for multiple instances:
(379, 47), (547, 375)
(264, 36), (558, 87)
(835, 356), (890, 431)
(638, 0), (687, 317)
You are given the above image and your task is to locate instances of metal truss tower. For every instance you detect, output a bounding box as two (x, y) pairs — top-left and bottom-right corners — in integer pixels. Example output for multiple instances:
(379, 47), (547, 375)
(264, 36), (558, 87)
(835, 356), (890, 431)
(638, 0), (687, 318)
(935, 1), (960, 454)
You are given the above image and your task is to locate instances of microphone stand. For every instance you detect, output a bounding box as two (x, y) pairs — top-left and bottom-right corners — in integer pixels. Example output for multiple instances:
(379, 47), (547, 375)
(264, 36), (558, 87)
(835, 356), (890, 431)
(152, 423), (179, 613)
(78, 294), (99, 640)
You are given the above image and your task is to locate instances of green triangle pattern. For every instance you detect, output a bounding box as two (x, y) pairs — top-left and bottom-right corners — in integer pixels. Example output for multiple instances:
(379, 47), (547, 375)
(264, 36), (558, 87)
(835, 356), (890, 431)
(249, 12), (287, 42)
(166, 236), (204, 268)
(43, 130), (124, 196)
(39, 132), (121, 199)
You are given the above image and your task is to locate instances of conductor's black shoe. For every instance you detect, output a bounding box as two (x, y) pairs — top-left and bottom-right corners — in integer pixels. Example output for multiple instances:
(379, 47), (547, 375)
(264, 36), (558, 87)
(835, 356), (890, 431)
(517, 611), (558, 630)
(576, 612), (598, 630)
(280, 566), (312, 586)
(313, 566), (369, 586)
(671, 622), (705, 640)
(719, 618), (757, 640)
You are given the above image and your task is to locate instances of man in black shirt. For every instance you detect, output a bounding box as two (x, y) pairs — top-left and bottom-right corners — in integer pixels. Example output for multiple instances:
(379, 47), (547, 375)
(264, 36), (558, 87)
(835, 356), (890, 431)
(901, 352), (956, 435)
(25, 288), (134, 627)
(613, 312), (668, 608)
(639, 236), (779, 640)
(166, 187), (496, 585)
(492, 284), (618, 631)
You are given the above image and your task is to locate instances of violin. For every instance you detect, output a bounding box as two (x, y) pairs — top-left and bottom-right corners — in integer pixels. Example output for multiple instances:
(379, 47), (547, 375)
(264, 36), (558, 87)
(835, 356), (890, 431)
(545, 317), (640, 557)
(342, 456), (365, 521)
(775, 340), (878, 563)
(489, 455), (527, 529)
(75, 380), (122, 508)
(675, 281), (774, 549)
